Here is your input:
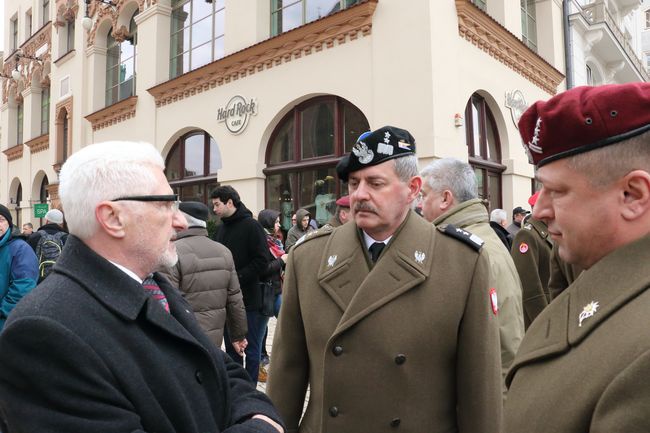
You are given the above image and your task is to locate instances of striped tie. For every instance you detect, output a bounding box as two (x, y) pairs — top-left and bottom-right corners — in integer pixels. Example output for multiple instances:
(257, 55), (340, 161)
(142, 276), (170, 313)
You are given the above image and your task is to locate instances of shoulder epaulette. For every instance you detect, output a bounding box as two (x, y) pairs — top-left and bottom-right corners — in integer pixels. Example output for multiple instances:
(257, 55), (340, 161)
(293, 226), (334, 249)
(438, 224), (484, 251)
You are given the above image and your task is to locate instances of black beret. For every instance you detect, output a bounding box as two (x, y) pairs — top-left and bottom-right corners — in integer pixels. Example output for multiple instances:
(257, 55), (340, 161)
(0, 204), (12, 228)
(179, 201), (209, 222)
(336, 126), (416, 181)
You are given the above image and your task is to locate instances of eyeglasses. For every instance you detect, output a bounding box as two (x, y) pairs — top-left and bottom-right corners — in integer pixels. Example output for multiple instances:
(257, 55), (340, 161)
(112, 194), (180, 212)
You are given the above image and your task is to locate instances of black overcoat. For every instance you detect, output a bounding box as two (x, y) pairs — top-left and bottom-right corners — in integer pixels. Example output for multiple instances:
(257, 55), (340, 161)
(0, 235), (283, 433)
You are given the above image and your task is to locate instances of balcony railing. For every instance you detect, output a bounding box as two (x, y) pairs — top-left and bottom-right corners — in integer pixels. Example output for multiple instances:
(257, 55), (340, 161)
(574, 0), (649, 81)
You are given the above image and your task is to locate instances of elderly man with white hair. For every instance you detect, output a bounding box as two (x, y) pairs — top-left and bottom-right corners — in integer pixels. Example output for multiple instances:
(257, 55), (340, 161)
(419, 157), (524, 399)
(489, 208), (513, 250)
(0, 141), (284, 433)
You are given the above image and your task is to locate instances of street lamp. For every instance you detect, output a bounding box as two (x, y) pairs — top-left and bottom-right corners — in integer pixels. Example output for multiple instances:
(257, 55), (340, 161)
(11, 51), (43, 81)
(82, 0), (118, 31)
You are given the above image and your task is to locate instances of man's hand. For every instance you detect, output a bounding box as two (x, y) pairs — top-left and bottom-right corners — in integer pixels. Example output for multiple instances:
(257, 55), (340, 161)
(252, 414), (284, 433)
(232, 339), (248, 356)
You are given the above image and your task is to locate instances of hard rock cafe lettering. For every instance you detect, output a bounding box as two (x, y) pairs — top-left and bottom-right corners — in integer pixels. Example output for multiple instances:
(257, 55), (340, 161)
(217, 96), (258, 135)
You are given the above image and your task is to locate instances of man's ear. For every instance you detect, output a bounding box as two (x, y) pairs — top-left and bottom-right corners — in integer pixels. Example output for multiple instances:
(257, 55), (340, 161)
(407, 176), (423, 203)
(440, 190), (455, 211)
(621, 170), (650, 221)
(95, 202), (127, 239)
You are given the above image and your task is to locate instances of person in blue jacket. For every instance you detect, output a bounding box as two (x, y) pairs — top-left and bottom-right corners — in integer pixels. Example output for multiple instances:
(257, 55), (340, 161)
(0, 204), (38, 328)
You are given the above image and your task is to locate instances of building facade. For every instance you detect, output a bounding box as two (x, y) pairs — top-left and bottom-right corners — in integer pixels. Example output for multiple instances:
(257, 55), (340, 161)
(2, 0), (568, 230)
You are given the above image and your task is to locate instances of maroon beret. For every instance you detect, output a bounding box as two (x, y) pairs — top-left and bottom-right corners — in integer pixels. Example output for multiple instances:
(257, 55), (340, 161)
(518, 83), (650, 167)
(335, 195), (350, 207)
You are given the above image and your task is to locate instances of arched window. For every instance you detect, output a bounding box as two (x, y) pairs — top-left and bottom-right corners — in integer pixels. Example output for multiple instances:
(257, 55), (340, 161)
(464, 93), (504, 209)
(38, 175), (49, 226)
(170, 0), (225, 79)
(265, 96), (369, 229)
(106, 12), (138, 106)
(271, 0), (359, 36)
(165, 130), (222, 204)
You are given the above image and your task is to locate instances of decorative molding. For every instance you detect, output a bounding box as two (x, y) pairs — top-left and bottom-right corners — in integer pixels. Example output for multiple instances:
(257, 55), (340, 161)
(3, 144), (25, 162)
(25, 134), (50, 154)
(455, 0), (564, 95)
(147, 0), (378, 107)
(87, 0), (151, 47)
(85, 96), (138, 131)
(2, 23), (52, 104)
(54, 0), (79, 29)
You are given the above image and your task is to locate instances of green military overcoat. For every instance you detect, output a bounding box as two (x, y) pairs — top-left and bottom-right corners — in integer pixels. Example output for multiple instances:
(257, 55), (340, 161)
(433, 199), (524, 398)
(267, 211), (502, 433)
(548, 243), (583, 300)
(505, 235), (650, 432)
(510, 217), (552, 329)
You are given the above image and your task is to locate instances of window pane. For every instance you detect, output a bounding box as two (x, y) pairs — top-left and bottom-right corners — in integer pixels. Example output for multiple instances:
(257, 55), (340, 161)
(192, 16), (212, 48)
(488, 172), (501, 209)
(214, 8), (225, 37)
(470, 99), (481, 157)
(282, 2), (303, 33)
(166, 143), (182, 181)
(343, 103), (370, 153)
(266, 172), (296, 231)
(486, 114), (499, 162)
(121, 39), (135, 60)
(209, 136), (222, 174)
(184, 134), (205, 177)
(120, 57), (135, 84)
(269, 116), (295, 164)
(191, 42), (212, 69)
(179, 183), (206, 203)
(299, 167), (336, 226)
(312, 167), (337, 226)
(119, 77), (134, 100)
(306, 0), (341, 22)
(171, 4), (191, 34)
(474, 167), (485, 200)
(301, 101), (335, 159)
(192, 0), (212, 23)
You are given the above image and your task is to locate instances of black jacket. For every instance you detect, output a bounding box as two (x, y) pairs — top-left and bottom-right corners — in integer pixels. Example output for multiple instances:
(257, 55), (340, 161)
(0, 235), (283, 433)
(214, 203), (270, 311)
(490, 221), (513, 251)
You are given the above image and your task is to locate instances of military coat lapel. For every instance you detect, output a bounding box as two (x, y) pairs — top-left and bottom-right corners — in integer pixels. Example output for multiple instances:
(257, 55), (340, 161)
(319, 212), (434, 337)
(508, 235), (650, 385)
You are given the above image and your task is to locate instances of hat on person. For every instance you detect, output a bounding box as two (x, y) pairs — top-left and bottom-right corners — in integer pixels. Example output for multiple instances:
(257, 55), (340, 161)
(518, 82), (650, 168)
(336, 126), (416, 181)
(512, 206), (529, 217)
(179, 201), (209, 222)
(45, 209), (64, 224)
(528, 191), (540, 207)
(0, 204), (12, 228)
(335, 195), (350, 208)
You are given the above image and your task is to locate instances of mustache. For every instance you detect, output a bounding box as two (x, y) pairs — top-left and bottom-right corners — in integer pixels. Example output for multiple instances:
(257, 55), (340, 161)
(354, 203), (377, 214)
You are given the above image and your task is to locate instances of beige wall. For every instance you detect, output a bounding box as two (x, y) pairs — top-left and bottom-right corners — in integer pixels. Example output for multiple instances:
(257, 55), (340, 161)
(2, 0), (566, 222)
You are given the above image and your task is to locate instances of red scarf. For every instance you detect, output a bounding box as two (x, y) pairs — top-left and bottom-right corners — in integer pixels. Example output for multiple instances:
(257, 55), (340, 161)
(267, 235), (285, 259)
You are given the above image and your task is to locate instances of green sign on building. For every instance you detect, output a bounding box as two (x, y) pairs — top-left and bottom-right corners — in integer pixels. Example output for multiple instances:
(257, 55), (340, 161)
(33, 203), (49, 218)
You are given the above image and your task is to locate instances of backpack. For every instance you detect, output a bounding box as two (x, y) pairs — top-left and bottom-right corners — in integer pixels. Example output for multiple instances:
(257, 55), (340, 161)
(35, 231), (67, 282)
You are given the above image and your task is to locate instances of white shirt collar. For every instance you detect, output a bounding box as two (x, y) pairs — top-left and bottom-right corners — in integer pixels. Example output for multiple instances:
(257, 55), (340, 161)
(362, 231), (392, 250)
(109, 261), (143, 284)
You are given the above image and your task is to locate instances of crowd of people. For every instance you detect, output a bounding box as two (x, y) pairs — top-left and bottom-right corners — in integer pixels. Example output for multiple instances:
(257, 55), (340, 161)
(0, 81), (649, 432)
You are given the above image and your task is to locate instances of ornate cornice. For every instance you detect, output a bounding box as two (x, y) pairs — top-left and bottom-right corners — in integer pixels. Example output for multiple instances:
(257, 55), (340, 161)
(455, 0), (564, 95)
(86, 0), (152, 47)
(25, 134), (50, 154)
(85, 96), (138, 130)
(3, 144), (24, 161)
(2, 23), (52, 103)
(147, 0), (378, 107)
(54, 0), (79, 29)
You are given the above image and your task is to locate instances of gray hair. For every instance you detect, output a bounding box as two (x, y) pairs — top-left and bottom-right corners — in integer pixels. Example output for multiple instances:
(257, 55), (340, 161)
(566, 129), (650, 187)
(420, 158), (478, 202)
(183, 212), (207, 228)
(393, 155), (420, 183)
(59, 141), (165, 240)
(490, 208), (507, 223)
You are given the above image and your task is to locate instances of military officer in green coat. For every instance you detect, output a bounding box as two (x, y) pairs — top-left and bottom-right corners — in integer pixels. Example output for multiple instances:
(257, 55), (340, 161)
(505, 82), (650, 433)
(268, 126), (502, 433)
(419, 157), (524, 400)
(510, 194), (553, 329)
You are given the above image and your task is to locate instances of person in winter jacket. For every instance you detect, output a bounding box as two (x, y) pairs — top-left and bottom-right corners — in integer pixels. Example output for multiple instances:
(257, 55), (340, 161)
(284, 208), (314, 252)
(159, 201), (248, 352)
(0, 204), (39, 329)
(211, 185), (270, 384)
